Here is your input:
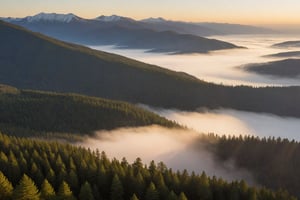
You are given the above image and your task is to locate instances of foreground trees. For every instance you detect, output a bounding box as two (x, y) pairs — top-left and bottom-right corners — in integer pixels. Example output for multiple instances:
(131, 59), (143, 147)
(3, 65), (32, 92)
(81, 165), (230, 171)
(13, 174), (40, 200)
(0, 132), (296, 200)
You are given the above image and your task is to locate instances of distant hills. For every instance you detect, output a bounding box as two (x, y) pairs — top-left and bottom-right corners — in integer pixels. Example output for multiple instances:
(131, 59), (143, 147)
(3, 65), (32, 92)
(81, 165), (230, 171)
(244, 59), (300, 78)
(0, 13), (243, 54)
(1, 20), (300, 117)
(265, 51), (300, 58)
(142, 18), (274, 36)
(272, 40), (300, 48)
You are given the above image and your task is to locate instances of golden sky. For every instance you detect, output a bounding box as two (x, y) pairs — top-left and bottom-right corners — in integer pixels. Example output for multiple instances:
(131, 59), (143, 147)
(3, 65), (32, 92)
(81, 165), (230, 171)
(1, 0), (300, 26)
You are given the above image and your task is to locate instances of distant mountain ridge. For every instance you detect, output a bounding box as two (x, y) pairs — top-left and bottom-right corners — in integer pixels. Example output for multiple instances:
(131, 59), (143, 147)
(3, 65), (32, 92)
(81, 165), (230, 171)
(2, 12), (81, 23)
(1, 13), (274, 36)
(1, 12), (244, 54)
(94, 15), (132, 22)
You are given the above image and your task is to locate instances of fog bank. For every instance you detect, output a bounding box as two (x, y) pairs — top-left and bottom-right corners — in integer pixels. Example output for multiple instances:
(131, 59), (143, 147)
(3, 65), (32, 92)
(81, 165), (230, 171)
(90, 34), (300, 87)
(145, 106), (300, 141)
(78, 125), (254, 183)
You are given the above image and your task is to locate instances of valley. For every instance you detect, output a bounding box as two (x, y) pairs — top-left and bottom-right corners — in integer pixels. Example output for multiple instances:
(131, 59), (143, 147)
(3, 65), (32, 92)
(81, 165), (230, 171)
(1, 4), (300, 199)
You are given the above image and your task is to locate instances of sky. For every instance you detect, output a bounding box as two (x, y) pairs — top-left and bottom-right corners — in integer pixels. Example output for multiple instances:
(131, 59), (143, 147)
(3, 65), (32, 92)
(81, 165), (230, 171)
(1, 0), (300, 26)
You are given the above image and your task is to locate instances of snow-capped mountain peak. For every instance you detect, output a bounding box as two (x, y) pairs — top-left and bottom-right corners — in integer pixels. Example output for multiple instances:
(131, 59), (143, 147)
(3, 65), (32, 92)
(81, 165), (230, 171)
(141, 17), (166, 23)
(94, 15), (123, 22)
(25, 12), (78, 23)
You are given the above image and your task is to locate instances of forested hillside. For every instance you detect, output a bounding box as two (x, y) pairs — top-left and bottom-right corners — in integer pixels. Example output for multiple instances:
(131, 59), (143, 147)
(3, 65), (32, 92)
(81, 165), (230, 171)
(0, 85), (177, 138)
(211, 135), (300, 198)
(0, 133), (296, 200)
(1, 21), (300, 118)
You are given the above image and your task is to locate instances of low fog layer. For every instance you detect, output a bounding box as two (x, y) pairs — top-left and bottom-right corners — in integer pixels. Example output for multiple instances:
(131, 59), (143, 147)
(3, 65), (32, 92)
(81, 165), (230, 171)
(146, 106), (300, 141)
(79, 125), (254, 183)
(90, 34), (300, 87)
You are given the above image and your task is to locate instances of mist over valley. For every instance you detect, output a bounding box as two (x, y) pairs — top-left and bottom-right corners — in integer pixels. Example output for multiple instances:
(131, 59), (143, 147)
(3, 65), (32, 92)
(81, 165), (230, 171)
(1, 7), (300, 199)
(90, 34), (300, 87)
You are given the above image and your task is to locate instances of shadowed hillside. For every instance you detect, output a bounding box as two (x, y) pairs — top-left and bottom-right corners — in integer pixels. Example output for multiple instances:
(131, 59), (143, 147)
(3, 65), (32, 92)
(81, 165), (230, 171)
(1, 21), (300, 118)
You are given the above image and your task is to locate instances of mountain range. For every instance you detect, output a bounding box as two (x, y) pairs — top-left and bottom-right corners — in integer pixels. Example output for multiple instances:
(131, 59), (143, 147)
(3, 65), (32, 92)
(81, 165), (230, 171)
(1, 12), (275, 54)
(1, 20), (300, 118)
(2, 12), (275, 36)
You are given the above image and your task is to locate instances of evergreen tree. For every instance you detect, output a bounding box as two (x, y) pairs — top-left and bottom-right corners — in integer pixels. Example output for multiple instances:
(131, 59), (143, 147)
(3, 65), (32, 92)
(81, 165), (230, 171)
(40, 179), (55, 200)
(134, 172), (146, 197)
(145, 182), (159, 200)
(67, 169), (79, 192)
(92, 184), (101, 200)
(57, 181), (75, 200)
(167, 190), (178, 200)
(0, 171), (13, 200)
(30, 162), (44, 187)
(8, 150), (21, 183)
(130, 193), (139, 200)
(45, 168), (56, 188)
(79, 181), (95, 200)
(167, 191), (178, 200)
(153, 172), (169, 199)
(12, 174), (40, 200)
(178, 192), (188, 200)
(110, 174), (124, 200)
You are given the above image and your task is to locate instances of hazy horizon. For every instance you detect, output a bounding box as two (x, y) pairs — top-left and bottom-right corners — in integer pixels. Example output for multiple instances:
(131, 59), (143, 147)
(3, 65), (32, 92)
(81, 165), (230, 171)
(1, 0), (300, 27)
(2, 12), (300, 30)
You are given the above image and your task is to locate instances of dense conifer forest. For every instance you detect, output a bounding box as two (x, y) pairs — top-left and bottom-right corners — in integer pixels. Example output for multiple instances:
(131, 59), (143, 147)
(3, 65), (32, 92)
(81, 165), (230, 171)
(0, 132), (296, 200)
(211, 135), (300, 198)
(0, 85), (178, 138)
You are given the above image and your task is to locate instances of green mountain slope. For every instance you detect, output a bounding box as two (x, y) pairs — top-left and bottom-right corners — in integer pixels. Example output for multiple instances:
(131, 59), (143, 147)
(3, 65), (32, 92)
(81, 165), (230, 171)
(1, 20), (300, 117)
(0, 132), (296, 200)
(0, 85), (178, 137)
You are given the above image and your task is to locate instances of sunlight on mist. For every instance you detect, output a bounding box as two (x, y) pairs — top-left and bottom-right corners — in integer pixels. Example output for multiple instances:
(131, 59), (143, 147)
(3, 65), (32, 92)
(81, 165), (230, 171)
(90, 34), (300, 87)
(147, 106), (300, 141)
(78, 125), (254, 183)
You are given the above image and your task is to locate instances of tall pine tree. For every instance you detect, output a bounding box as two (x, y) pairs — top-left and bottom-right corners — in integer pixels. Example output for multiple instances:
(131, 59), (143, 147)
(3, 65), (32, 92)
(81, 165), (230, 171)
(178, 192), (188, 200)
(57, 181), (75, 200)
(12, 174), (40, 200)
(0, 171), (13, 200)
(79, 181), (95, 200)
(130, 193), (139, 200)
(145, 182), (159, 200)
(111, 174), (124, 200)
(40, 179), (55, 200)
